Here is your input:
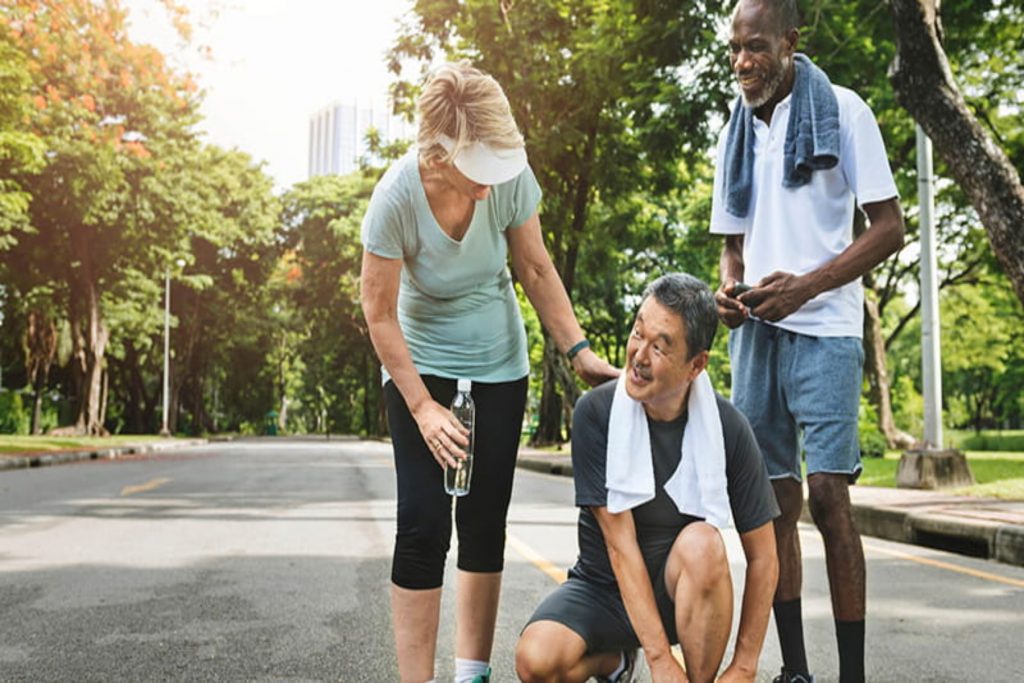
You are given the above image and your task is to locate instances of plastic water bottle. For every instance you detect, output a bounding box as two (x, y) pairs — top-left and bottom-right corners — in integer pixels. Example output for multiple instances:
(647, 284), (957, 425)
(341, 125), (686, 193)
(445, 379), (475, 496)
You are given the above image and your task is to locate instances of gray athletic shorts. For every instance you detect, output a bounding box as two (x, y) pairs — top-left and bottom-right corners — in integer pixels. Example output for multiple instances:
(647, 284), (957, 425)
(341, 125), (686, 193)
(523, 566), (678, 654)
(729, 319), (864, 482)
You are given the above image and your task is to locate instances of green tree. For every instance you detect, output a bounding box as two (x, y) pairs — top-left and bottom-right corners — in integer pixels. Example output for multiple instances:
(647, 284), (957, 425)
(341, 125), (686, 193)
(0, 20), (47, 432)
(0, 25), (43, 246)
(103, 145), (281, 435)
(385, 0), (1024, 446)
(3, 0), (204, 434)
(279, 172), (384, 436)
(941, 279), (1024, 433)
(170, 146), (280, 434)
(889, 0), (1024, 306)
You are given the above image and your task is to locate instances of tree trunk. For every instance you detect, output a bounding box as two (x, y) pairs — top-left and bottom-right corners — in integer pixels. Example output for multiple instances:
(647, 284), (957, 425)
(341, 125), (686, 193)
(532, 335), (566, 446)
(863, 295), (917, 449)
(559, 123), (598, 297)
(971, 389), (985, 434)
(31, 390), (44, 436)
(191, 375), (207, 436)
(68, 226), (109, 436)
(278, 394), (288, 432)
(121, 341), (149, 433)
(889, 0), (1024, 306)
(169, 291), (201, 435)
(169, 371), (182, 434)
(275, 332), (289, 432)
(26, 310), (57, 435)
(98, 367), (109, 429)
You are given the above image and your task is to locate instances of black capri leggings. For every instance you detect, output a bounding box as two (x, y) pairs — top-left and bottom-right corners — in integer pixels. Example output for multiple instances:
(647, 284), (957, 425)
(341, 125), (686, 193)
(385, 375), (528, 590)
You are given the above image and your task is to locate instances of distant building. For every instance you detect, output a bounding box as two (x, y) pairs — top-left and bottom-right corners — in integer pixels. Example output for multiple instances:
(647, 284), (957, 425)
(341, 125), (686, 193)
(307, 100), (414, 177)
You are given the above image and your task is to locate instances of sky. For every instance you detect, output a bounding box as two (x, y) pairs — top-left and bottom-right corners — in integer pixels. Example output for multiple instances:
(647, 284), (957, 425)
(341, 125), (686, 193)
(123, 0), (413, 189)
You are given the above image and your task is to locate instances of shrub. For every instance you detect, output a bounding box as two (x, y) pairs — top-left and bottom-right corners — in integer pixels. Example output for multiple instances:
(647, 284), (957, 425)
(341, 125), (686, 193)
(0, 391), (30, 435)
(957, 431), (1024, 452)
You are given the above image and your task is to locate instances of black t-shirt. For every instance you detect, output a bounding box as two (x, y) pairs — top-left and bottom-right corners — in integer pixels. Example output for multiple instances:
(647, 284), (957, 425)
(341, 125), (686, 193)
(569, 380), (780, 586)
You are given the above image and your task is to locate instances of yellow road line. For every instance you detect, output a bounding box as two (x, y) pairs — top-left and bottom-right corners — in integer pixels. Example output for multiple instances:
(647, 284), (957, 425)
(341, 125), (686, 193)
(121, 477), (172, 497)
(863, 541), (1024, 589)
(507, 533), (568, 584)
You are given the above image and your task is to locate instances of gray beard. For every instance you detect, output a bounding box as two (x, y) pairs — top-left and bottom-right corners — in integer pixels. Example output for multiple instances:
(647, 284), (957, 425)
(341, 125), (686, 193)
(741, 55), (790, 109)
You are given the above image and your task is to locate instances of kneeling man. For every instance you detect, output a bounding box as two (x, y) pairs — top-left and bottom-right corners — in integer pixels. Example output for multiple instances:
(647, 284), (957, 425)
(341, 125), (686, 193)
(516, 273), (779, 683)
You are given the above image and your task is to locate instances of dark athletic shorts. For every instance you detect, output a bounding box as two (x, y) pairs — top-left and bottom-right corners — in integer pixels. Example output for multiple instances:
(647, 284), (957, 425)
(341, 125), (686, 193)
(524, 561), (678, 653)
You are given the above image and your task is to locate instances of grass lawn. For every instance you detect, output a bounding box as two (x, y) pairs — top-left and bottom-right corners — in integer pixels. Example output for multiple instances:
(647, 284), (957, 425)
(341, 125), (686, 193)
(0, 435), (168, 456)
(858, 450), (1024, 500)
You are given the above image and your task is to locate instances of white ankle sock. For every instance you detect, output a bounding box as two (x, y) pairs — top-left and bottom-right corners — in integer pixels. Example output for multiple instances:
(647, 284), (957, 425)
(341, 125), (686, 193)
(454, 658), (489, 682)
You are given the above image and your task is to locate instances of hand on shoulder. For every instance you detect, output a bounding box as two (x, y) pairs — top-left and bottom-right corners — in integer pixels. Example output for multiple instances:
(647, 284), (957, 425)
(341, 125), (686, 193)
(571, 347), (620, 387)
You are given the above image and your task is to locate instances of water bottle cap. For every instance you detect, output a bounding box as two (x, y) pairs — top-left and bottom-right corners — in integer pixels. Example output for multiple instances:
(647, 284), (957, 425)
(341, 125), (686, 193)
(457, 379), (471, 392)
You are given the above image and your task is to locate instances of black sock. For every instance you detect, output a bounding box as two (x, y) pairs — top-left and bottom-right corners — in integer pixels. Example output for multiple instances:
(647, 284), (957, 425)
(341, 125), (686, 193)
(836, 619), (865, 683)
(773, 598), (809, 675)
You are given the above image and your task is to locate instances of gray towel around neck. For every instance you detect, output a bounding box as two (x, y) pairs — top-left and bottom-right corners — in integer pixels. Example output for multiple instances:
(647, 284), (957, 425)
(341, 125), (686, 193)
(723, 53), (840, 218)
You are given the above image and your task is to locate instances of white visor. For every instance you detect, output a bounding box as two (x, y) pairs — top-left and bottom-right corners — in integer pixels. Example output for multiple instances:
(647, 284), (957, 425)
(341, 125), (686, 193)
(437, 134), (528, 186)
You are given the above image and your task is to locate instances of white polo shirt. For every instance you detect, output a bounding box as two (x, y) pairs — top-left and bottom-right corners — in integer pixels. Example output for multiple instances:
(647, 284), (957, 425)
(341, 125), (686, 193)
(709, 85), (899, 338)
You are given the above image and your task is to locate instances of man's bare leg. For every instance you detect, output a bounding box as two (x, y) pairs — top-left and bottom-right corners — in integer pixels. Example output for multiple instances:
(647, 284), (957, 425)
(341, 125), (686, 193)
(664, 522), (734, 683)
(516, 620), (621, 683)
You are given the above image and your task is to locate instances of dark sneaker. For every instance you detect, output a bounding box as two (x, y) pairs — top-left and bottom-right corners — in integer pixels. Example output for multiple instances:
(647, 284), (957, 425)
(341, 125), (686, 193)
(597, 649), (636, 683)
(772, 669), (815, 683)
(469, 666), (491, 683)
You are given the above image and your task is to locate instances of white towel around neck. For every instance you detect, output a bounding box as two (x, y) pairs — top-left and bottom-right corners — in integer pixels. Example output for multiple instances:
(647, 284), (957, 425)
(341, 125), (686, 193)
(605, 370), (733, 528)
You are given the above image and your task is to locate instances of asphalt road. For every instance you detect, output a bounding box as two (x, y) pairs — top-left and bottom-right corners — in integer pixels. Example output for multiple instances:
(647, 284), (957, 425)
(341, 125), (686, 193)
(0, 439), (1022, 682)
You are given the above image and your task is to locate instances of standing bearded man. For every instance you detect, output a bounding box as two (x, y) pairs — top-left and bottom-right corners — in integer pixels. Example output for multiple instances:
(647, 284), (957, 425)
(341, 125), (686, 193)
(710, 1), (905, 682)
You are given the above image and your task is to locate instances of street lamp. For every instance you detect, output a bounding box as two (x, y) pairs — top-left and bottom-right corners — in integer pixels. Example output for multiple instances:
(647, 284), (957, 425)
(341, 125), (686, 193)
(895, 127), (972, 488)
(160, 258), (187, 436)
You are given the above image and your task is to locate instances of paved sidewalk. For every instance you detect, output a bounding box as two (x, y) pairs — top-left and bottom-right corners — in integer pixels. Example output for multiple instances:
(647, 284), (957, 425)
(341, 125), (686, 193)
(517, 447), (1024, 568)
(0, 438), (210, 471)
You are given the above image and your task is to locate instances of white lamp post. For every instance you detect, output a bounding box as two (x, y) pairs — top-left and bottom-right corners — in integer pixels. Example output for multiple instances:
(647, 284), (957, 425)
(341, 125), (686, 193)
(916, 126), (943, 449)
(160, 258), (186, 436)
(896, 127), (973, 488)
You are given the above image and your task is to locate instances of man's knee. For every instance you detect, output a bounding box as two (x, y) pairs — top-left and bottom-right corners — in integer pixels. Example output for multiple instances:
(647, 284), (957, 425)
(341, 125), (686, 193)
(515, 622), (579, 683)
(772, 478), (804, 530)
(807, 473), (853, 535)
(668, 522), (729, 594)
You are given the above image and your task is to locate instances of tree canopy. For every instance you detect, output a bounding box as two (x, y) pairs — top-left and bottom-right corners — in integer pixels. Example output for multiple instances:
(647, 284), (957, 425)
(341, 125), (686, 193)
(0, 0), (1020, 444)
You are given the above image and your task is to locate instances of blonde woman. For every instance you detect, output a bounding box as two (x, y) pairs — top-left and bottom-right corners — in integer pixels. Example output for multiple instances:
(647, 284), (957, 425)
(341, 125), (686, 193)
(360, 61), (618, 683)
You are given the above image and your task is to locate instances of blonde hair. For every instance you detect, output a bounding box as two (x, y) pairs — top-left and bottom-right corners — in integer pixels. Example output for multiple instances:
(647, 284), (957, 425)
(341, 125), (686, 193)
(416, 61), (524, 166)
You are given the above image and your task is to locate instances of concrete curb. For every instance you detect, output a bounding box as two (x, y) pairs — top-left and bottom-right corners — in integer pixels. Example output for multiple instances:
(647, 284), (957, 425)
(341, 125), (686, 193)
(995, 526), (1024, 566)
(0, 438), (210, 472)
(517, 453), (573, 477)
(849, 502), (1024, 567)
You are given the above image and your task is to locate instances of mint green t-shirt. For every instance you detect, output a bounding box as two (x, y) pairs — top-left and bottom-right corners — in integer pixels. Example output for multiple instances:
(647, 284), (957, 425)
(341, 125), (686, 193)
(360, 148), (542, 383)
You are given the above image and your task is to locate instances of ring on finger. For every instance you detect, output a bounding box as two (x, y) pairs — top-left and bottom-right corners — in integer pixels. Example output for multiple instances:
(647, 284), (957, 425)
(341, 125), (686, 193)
(432, 439), (442, 450)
